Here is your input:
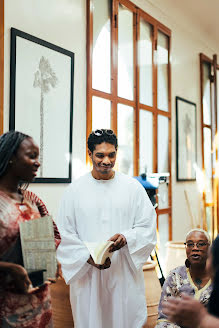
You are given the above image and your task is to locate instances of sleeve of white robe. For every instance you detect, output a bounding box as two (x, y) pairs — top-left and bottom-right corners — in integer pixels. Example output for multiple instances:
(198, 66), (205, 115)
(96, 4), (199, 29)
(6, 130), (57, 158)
(56, 187), (91, 284)
(122, 181), (157, 273)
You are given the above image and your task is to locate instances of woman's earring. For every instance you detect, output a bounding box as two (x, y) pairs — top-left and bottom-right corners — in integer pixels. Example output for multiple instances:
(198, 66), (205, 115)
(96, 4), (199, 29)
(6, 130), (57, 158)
(9, 160), (13, 164)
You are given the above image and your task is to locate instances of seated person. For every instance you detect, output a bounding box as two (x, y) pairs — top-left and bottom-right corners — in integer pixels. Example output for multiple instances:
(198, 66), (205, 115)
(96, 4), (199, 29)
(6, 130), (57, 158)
(155, 228), (212, 328)
(162, 234), (219, 328)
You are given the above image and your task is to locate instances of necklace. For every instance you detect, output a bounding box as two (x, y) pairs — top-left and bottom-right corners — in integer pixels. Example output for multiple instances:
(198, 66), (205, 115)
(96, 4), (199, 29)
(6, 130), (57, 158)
(194, 278), (202, 290)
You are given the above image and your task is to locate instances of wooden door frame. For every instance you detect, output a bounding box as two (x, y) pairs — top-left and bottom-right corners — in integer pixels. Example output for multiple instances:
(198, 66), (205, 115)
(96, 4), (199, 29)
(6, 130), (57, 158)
(0, 0), (4, 134)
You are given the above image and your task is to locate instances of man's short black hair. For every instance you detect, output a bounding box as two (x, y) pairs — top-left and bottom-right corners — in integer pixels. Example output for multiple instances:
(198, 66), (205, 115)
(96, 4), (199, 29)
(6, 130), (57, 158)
(87, 129), (118, 153)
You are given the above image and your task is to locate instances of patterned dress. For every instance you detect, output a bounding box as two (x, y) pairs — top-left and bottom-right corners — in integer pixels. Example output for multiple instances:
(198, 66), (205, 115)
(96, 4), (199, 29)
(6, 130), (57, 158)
(0, 190), (61, 328)
(155, 265), (212, 328)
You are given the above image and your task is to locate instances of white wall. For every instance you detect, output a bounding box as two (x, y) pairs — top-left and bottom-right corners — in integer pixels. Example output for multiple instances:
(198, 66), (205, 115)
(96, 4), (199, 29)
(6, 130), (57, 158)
(4, 0), (87, 219)
(3, 0), (219, 238)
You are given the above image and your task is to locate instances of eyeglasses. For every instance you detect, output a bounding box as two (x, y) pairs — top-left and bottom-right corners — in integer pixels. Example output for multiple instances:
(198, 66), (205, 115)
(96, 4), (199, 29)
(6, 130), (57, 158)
(184, 241), (209, 249)
(92, 129), (114, 137)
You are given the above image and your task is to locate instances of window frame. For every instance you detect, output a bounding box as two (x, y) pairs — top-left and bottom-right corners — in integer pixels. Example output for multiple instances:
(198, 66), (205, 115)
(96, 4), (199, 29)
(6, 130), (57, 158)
(86, 0), (172, 239)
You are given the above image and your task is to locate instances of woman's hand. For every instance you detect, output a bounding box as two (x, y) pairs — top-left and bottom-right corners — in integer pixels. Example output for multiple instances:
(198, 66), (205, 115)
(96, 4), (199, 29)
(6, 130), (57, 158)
(4, 263), (32, 294)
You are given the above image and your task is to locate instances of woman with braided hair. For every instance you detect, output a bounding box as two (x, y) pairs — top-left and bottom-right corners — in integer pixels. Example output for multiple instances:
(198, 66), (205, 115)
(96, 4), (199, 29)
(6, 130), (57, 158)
(0, 130), (61, 327)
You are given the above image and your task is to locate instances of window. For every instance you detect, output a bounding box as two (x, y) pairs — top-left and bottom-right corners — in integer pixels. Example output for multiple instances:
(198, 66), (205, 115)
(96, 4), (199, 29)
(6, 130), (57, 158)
(200, 53), (219, 239)
(87, 0), (172, 242)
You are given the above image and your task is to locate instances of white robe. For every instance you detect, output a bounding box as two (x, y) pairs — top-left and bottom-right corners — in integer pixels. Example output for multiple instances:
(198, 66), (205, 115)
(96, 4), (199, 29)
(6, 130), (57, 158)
(56, 172), (156, 328)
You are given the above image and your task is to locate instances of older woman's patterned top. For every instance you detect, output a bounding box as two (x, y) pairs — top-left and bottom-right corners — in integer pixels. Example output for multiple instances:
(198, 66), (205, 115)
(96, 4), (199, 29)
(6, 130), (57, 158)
(155, 265), (212, 328)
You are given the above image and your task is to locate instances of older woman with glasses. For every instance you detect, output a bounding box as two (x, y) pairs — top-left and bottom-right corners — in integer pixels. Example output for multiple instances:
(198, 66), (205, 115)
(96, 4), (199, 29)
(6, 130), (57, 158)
(155, 228), (212, 328)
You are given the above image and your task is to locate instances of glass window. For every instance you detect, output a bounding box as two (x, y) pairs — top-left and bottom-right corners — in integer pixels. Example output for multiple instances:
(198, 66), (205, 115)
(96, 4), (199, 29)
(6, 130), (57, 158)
(158, 214), (169, 272)
(117, 104), (134, 176)
(206, 207), (213, 240)
(139, 19), (153, 106)
(158, 115), (169, 173)
(158, 182), (169, 209)
(204, 127), (212, 202)
(157, 32), (169, 111)
(139, 110), (153, 174)
(92, 96), (111, 130)
(92, 0), (111, 93)
(203, 63), (211, 125)
(118, 4), (134, 100)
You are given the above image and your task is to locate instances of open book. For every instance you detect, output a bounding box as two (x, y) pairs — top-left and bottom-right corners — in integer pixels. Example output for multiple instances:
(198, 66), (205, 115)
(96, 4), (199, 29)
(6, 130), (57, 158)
(85, 241), (114, 265)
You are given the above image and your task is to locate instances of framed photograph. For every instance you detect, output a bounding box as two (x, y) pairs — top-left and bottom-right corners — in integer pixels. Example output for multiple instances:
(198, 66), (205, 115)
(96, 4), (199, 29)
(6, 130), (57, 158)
(9, 28), (74, 183)
(176, 96), (197, 181)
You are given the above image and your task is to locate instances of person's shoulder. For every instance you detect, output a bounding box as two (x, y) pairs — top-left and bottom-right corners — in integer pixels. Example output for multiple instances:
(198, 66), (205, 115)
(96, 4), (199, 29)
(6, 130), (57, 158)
(63, 173), (91, 194)
(117, 172), (146, 191)
(168, 265), (186, 276)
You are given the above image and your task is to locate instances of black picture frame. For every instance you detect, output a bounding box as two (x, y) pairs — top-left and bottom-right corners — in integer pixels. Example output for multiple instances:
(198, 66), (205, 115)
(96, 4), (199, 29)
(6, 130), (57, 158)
(10, 28), (74, 183)
(176, 96), (197, 181)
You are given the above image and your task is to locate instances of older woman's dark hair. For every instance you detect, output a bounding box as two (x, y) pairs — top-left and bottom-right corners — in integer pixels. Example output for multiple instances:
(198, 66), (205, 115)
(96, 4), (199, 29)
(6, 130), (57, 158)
(208, 235), (219, 317)
(87, 129), (118, 153)
(0, 130), (29, 177)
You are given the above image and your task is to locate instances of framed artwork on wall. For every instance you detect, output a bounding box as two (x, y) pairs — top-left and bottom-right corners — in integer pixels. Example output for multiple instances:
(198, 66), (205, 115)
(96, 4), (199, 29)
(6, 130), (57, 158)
(176, 96), (197, 181)
(9, 28), (74, 183)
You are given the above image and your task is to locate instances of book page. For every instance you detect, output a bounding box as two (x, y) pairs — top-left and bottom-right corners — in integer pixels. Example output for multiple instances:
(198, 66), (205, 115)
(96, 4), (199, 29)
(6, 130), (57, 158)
(85, 241), (114, 265)
(19, 216), (57, 280)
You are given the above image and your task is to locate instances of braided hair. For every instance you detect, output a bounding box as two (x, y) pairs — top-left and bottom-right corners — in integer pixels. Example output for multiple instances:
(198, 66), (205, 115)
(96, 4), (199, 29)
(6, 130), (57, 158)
(208, 235), (219, 317)
(0, 130), (30, 178)
(87, 129), (118, 153)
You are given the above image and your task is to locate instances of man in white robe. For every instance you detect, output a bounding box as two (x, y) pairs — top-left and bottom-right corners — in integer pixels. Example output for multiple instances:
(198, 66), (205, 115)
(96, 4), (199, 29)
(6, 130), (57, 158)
(57, 129), (156, 328)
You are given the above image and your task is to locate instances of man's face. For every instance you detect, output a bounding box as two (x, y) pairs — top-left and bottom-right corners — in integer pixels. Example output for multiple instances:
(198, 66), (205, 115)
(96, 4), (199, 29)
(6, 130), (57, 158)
(88, 142), (117, 175)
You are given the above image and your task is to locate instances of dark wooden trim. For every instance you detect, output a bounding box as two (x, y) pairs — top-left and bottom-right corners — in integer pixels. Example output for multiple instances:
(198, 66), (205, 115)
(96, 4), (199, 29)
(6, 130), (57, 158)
(86, 0), (93, 164)
(168, 33), (172, 240)
(153, 24), (158, 174)
(157, 208), (171, 215)
(200, 53), (213, 64)
(203, 124), (212, 129)
(111, 0), (118, 133)
(0, 0), (4, 134)
(119, 0), (137, 12)
(200, 54), (207, 230)
(133, 11), (138, 176)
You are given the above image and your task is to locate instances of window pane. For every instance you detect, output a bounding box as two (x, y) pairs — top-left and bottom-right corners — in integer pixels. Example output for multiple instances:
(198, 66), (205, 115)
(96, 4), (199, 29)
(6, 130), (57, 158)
(92, 96), (111, 130)
(139, 110), (153, 174)
(117, 104), (133, 176)
(118, 4), (134, 100)
(217, 69), (219, 131)
(157, 32), (169, 111)
(204, 127), (212, 202)
(139, 19), (153, 106)
(92, 0), (111, 93)
(158, 182), (169, 209)
(158, 214), (169, 274)
(206, 207), (213, 240)
(158, 115), (169, 173)
(203, 63), (211, 125)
